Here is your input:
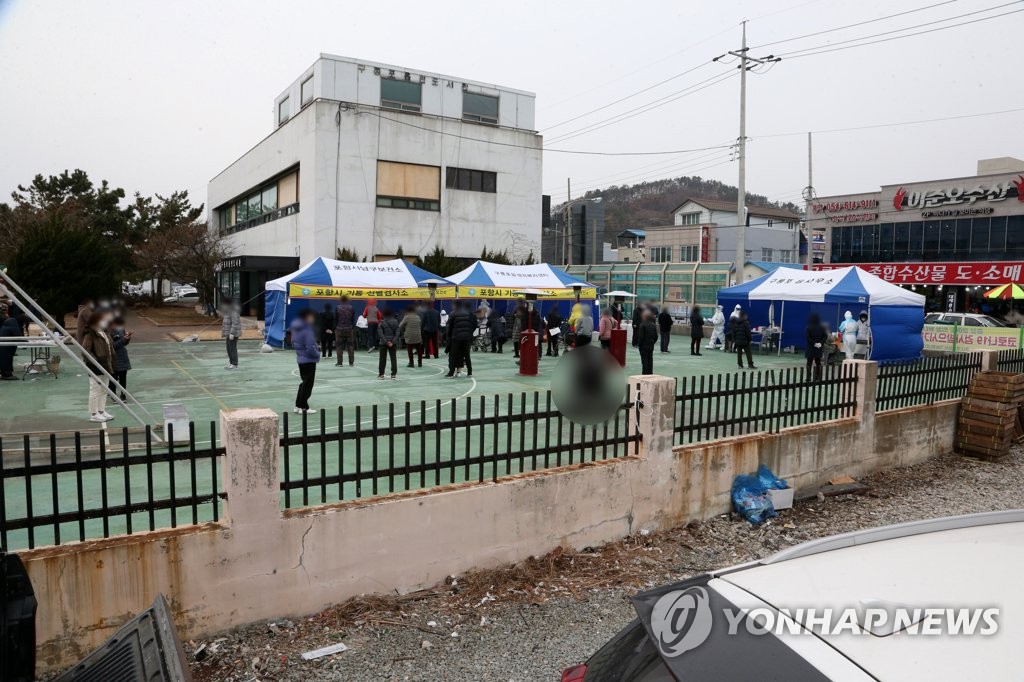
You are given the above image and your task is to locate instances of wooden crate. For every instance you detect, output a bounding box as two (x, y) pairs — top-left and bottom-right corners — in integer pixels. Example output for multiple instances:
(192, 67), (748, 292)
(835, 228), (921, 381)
(957, 371), (1024, 459)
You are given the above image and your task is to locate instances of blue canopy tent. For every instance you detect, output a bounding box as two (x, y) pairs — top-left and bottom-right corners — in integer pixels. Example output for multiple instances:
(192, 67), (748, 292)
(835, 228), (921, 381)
(717, 266), (925, 361)
(446, 261), (599, 322)
(264, 257), (451, 347)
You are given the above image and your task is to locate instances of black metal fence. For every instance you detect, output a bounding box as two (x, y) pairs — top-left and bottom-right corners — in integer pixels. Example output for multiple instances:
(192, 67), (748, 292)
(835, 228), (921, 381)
(875, 352), (983, 412)
(674, 365), (859, 445)
(997, 349), (1024, 374)
(279, 389), (640, 509)
(0, 423), (224, 551)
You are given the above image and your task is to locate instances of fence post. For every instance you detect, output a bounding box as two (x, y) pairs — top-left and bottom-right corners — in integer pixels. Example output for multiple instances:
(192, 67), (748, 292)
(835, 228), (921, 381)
(847, 360), (877, 428)
(979, 349), (999, 372)
(220, 408), (280, 528)
(629, 374), (676, 459)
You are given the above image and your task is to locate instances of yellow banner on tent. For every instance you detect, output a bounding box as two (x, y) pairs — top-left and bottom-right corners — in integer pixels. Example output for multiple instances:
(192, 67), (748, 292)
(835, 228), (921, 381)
(453, 286), (598, 300)
(288, 283), (457, 299)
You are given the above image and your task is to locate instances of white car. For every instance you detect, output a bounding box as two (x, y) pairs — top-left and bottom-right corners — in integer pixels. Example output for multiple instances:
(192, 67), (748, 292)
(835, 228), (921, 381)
(925, 312), (1009, 328)
(567, 510), (1022, 681)
(163, 289), (199, 304)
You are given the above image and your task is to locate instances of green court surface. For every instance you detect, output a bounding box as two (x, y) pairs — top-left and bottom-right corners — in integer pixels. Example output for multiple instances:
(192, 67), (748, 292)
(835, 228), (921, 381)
(0, 335), (804, 436)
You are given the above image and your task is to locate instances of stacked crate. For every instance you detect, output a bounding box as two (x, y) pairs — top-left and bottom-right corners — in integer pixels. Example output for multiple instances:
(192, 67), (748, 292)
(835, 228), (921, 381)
(957, 371), (1024, 460)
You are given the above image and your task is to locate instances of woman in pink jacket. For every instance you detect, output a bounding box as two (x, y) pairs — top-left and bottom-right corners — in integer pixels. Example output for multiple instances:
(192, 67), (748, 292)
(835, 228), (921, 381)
(598, 306), (617, 350)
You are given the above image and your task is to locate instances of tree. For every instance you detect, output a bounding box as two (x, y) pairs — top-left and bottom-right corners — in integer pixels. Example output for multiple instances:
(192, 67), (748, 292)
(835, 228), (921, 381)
(480, 247), (513, 265)
(158, 221), (232, 308)
(131, 191), (206, 302)
(336, 247), (365, 262)
(415, 246), (464, 277)
(8, 215), (120, 316)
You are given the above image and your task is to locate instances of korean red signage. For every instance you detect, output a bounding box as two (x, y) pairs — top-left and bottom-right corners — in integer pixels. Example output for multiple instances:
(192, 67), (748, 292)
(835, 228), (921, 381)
(892, 178), (1023, 214)
(700, 225), (710, 262)
(814, 262), (1024, 285)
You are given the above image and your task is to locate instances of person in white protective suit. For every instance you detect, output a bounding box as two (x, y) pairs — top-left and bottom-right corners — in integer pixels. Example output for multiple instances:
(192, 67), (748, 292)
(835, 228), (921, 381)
(706, 305), (726, 349)
(839, 310), (860, 359)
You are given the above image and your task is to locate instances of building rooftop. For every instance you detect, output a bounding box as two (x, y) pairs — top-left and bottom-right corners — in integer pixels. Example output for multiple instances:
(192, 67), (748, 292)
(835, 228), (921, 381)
(672, 198), (801, 221)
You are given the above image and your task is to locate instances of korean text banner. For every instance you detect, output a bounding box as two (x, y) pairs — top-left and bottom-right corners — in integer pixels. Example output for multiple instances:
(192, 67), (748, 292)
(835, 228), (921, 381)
(455, 286), (598, 300)
(815, 262), (1024, 285)
(922, 324), (1023, 353)
(288, 283), (456, 299)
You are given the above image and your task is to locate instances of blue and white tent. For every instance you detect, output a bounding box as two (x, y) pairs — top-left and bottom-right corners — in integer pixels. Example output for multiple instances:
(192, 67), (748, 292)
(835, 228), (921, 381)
(717, 266), (925, 361)
(264, 257), (449, 347)
(446, 261), (598, 319)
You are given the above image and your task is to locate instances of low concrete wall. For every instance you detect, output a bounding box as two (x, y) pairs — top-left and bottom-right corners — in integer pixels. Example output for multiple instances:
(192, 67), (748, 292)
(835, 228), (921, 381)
(21, 362), (964, 671)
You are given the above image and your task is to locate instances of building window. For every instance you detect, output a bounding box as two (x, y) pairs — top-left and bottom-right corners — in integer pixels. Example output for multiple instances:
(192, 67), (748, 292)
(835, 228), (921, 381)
(220, 169), (300, 235)
(679, 212), (701, 226)
(381, 78), (421, 112)
(778, 249), (794, 263)
(680, 245), (699, 261)
(376, 160), (440, 211)
(649, 246), (673, 263)
(761, 247), (774, 261)
(300, 76), (313, 106)
(445, 167), (497, 193)
(278, 96), (290, 125)
(463, 92), (499, 125)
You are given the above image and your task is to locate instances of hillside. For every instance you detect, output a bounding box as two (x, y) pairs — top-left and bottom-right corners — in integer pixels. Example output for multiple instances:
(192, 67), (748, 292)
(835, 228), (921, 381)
(558, 175), (801, 242)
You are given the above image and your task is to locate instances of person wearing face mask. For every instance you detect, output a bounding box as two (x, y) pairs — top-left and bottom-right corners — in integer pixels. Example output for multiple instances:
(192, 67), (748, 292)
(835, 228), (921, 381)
(706, 305), (726, 350)
(81, 310), (115, 422)
(855, 310), (871, 358)
(221, 299), (242, 369)
(109, 315), (133, 401)
(839, 310), (860, 360)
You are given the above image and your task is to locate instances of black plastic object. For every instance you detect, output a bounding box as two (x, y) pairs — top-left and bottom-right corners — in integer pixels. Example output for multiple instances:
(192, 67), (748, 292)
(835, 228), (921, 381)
(53, 593), (192, 682)
(1, 548), (38, 682)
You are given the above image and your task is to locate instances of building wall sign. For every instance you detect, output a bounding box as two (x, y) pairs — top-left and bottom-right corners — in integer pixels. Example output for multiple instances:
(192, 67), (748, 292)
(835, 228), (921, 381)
(892, 178), (1023, 212)
(815, 261), (1024, 285)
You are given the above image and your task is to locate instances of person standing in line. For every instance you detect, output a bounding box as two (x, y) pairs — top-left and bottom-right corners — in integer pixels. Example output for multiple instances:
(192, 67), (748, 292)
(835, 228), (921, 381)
(399, 305), (424, 368)
(706, 305), (726, 350)
(635, 309), (658, 375)
(611, 301), (624, 325)
(545, 307), (563, 356)
(75, 298), (95, 345)
(631, 302), (645, 348)
(725, 304), (742, 352)
(657, 307), (674, 353)
(805, 313), (829, 382)
(439, 307), (449, 347)
(289, 308), (320, 413)
(689, 305), (705, 356)
(355, 311), (368, 350)
(376, 308), (400, 379)
(839, 310), (860, 360)
(0, 307), (22, 380)
(446, 301), (475, 378)
(109, 316), (132, 400)
(488, 307), (507, 353)
(733, 310), (757, 370)
(81, 309), (115, 422)
(421, 303), (441, 359)
(364, 298), (382, 352)
(598, 306), (617, 350)
(511, 301), (524, 358)
(575, 304), (594, 347)
(318, 303), (335, 360)
(855, 310), (871, 358)
(221, 299), (241, 370)
(334, 295), (355, 367)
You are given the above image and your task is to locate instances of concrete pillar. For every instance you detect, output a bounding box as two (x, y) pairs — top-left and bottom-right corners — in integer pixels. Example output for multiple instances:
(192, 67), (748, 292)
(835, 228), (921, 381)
(628, 374), (677, 459)
(847, 360), (878, 427)
(980, 349), (1000, 372)
(220, 407), (280, 528)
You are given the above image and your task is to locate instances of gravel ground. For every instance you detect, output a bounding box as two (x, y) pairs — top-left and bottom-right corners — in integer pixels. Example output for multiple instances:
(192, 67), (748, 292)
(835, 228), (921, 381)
(187, 446), (1023, 682)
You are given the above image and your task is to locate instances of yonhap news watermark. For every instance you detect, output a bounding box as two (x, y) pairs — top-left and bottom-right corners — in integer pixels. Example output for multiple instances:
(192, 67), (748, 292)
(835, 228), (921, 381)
(646, 587), (999, 658)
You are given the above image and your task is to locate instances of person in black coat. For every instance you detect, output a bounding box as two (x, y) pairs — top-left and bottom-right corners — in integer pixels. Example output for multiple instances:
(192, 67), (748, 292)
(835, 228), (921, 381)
(446, 301), (475, 377)
(545, 308), (563, 357)
(732, 310), (756, 370)
(657, 308), (674, 353)
(689, 305), (705, 356)
(421, 305), (442, 359)
(805, 313), (829, 381)
(0, 311), (22, 380)
(634, 310), (659, 375)
(488, 308), (506, 353)
(318, 303), (335, 359)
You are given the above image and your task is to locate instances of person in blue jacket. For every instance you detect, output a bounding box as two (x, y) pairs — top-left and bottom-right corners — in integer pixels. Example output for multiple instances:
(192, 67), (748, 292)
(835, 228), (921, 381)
(290, 308), (320, 414)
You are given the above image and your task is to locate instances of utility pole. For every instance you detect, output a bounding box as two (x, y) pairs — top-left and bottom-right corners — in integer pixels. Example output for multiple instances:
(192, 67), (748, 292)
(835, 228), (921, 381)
(718, 21), (780, 284)
(564, 179), (572, 266)
(804, 131), (814, 270)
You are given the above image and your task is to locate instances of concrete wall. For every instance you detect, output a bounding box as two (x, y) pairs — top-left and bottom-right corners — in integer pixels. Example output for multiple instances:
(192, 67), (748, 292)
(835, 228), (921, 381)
(22, 361), (965, 672)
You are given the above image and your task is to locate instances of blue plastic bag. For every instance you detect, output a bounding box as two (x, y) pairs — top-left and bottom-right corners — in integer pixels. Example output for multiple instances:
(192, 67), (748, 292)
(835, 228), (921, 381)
(757, 464), (789, 491)
(731, 473), (777, 526)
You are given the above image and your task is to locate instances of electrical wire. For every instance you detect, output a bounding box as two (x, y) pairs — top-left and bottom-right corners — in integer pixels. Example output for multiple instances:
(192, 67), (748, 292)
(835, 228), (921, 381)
(753, 106), (1024, 139)
(751, 0), (961, 48)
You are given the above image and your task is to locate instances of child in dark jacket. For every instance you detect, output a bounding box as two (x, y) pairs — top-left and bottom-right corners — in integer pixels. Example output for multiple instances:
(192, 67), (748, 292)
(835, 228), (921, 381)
(110, 317), (133, 400)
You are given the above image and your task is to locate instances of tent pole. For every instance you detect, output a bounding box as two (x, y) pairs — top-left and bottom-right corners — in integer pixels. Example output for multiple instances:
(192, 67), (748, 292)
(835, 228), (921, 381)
(778, 299), (784, 357)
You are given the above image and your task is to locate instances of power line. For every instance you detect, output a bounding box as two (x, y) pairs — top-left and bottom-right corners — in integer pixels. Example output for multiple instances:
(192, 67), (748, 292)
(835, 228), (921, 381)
(549, 154), (736, 201)
(751, 0), (961, 48)
(779, 3), (1024, 59)
(754, 106), (1024, 139)
(542, 143), (735, 193)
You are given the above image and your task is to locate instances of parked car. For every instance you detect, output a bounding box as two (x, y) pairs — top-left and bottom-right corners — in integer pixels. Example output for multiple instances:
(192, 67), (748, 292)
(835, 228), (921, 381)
(924, 312), (1009, 327)
(163, 289), (199, 304)
(564, 510), (1022, 681)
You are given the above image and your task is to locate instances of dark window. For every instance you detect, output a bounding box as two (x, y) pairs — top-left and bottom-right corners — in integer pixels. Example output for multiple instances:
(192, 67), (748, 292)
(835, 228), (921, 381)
(990, 216), (1007, 258)
(381, 79), (421, 112)
(907, 221), (923, 259)
(963, 316), (982, 327)
(879, 223), (894, 260)
(972, 218), (990, 256)
(301, 76), (313, 106)
(863, 224), (879, 260)
(463, 92), (499, 124)
(849, 225), (863, 260)
(923, 221), (941, 258)
(1006, 216), (1024, 258)
(954, 218), (971, 254)
(278, 97), (290, 125)
(939, 220), (956, 253)
(445, 167), (498, 193)
(376, 196), (439, 211)
(893, 222), (909, 261)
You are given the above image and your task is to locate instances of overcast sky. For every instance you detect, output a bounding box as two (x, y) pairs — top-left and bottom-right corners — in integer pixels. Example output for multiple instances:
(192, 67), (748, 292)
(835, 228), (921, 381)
(0, 0), (1020, 216)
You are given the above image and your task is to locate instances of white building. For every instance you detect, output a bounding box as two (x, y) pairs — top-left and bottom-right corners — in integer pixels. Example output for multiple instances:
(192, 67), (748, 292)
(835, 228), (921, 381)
(207, 54), (543, 315)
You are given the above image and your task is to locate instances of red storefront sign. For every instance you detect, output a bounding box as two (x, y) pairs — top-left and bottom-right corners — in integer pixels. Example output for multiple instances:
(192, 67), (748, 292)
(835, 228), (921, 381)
(700, 225), (710, 262)
(813, 262), (1024, 285)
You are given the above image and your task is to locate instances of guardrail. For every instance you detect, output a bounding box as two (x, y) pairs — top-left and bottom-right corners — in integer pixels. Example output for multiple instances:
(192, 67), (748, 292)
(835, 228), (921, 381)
(876, 352), (983, 412)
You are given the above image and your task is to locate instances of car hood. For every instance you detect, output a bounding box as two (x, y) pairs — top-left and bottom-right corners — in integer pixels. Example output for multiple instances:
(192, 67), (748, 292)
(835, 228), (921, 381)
(720, 520), (1024, 681)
